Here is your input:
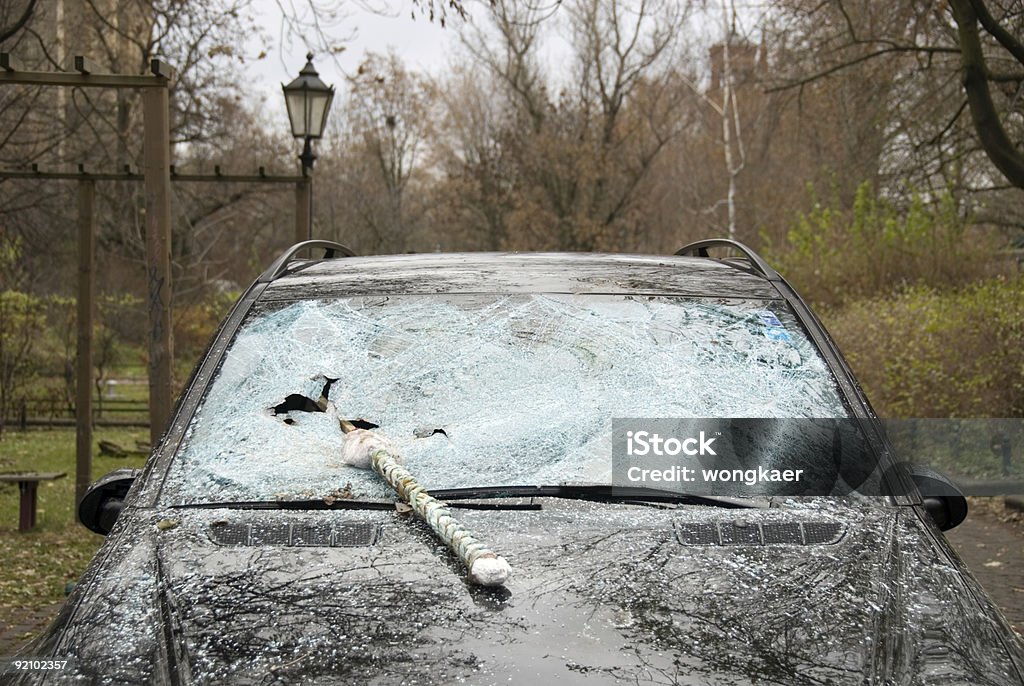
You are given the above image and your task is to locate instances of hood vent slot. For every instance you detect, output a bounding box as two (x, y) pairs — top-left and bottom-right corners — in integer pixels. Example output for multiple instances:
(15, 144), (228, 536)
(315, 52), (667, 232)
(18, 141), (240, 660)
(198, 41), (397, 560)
(675, 521), (844, 546)
(209, 521), (379, 547)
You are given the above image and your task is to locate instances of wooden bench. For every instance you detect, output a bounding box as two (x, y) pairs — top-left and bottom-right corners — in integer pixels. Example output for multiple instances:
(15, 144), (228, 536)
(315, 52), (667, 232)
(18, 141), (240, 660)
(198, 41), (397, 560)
(0, 472), (67, 532)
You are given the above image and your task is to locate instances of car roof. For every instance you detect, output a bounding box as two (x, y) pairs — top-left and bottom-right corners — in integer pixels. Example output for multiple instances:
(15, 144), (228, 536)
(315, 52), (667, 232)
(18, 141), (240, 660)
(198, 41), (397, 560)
(260, 252), (781, 300)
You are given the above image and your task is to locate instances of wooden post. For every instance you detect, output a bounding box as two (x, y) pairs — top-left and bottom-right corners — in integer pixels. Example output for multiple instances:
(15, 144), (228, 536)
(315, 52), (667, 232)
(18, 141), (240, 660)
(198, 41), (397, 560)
(295, 175), (311, 244)
(0, 60), (315, 451)
(142, 87), (173, 446)
(76, 179), (95, 504)
(17, 481), (37, 532)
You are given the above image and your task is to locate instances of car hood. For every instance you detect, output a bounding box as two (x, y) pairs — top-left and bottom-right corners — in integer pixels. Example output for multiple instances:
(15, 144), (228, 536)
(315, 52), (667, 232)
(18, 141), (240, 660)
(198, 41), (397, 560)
(21, 501), (1024, 685)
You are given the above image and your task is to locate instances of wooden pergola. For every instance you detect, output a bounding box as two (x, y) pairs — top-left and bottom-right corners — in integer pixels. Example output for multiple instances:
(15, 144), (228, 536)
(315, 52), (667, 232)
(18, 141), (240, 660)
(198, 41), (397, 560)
(0, 54), (311, 503)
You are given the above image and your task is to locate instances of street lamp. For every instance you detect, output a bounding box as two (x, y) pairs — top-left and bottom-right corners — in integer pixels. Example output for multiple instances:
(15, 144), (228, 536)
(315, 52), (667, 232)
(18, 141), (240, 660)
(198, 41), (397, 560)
(283, 53), (335, 241)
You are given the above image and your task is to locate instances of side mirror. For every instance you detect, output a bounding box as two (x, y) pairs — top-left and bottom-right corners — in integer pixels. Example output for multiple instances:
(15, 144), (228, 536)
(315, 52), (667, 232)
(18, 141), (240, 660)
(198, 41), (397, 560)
(78, 468), (140, 535)
(902, 462), (968, 531)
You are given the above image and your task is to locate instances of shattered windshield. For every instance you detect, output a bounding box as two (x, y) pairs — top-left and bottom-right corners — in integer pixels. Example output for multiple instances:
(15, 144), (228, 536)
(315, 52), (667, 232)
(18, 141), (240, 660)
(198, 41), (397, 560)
(161, 294), (849, 504)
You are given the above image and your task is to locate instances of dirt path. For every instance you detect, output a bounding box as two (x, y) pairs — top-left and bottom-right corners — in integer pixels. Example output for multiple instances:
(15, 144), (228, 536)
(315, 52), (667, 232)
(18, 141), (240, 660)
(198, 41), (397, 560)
(0, 603), (62, 658)
(946, 501), (1024, 635)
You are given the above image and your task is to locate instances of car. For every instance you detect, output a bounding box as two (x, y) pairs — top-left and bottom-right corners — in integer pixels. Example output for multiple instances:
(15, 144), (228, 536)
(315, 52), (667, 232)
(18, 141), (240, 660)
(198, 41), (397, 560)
(6, 239), (1024, 684)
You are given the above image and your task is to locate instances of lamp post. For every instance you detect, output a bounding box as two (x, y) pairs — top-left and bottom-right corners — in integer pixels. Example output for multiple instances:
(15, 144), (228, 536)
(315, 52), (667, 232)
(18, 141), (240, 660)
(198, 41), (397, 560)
(283, 52), (335, 243)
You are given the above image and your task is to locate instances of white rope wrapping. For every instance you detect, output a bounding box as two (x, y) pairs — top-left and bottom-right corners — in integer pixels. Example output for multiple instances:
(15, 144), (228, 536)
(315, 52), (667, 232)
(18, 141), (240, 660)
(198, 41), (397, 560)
(370, 447), (512, 587)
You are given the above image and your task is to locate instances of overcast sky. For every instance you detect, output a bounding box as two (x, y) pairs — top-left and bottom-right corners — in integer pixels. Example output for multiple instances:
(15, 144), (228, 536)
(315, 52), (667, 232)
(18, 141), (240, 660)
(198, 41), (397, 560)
(239, 1), (750, 141)
(242, 0), (575, 130)
(242, 1), (485, 128)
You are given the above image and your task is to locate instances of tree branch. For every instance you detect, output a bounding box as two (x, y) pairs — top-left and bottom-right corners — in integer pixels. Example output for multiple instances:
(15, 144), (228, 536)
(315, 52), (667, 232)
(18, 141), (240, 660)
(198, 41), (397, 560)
(950, 0), (1024, 189)
(0, 0), (37, 45)
(969, 0), (1024, 65)
(766, 45), (960, 93)
(988, 70), (1024, 82)
(925, 97), (967, 146)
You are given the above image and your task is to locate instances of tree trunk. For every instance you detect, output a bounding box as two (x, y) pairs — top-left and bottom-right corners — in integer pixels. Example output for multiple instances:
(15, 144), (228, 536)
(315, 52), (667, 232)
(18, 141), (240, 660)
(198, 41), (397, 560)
(950, 0), (1024, 190)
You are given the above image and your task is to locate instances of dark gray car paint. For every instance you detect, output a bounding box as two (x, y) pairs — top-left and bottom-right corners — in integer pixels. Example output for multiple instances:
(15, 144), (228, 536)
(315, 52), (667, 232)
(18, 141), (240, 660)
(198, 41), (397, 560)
(8, 253), (1024, 684)
(12, 500), (1024, 684)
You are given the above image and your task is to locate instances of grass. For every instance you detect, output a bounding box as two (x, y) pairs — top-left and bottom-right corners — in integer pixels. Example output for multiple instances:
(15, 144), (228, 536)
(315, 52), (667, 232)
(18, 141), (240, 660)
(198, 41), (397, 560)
(0, 427), (148, 628)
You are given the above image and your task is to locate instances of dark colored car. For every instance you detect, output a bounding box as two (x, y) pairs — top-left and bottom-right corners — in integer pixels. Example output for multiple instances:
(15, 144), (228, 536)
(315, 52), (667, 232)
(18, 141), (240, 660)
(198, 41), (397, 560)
(7, 240), (1024, 684)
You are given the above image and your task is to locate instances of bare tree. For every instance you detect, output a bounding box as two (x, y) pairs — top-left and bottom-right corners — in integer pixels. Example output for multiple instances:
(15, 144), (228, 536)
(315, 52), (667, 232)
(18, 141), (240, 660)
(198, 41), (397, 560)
(564, 0), (690, 248)
(949, 0), (1024, 189)
(765, 0), (1024, 206)
(691, 0), (750, 241)
(0, 0), (37, 44)
(460, 0), (551, 131)
(432, 64), (513, 249)
(442, 0), (691, 251)
(325, 52), (434, 253)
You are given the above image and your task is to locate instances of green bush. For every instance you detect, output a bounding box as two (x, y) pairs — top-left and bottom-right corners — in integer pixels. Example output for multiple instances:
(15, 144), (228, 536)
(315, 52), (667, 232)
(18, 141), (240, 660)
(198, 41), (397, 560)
(761, 181), (999, 307)
(0, 292), (153, 425)
(0, 290), (49, 420)
(823, 275), (1024, 418)
(173, 289), (238, 363)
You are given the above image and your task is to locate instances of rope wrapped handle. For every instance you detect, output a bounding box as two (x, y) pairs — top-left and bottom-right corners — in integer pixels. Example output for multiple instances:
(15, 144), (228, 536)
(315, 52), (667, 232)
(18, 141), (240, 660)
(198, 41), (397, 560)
(341, 429), (511, 587)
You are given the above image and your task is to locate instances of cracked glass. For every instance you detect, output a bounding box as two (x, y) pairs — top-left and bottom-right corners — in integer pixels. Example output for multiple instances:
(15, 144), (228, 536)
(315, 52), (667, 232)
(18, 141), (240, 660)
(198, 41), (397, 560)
(161, 294), (850, 504)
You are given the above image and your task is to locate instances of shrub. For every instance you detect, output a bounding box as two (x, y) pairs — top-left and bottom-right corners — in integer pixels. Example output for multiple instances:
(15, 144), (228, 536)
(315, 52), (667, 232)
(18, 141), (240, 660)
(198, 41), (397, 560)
(761, 181), (1000, 307)
(173, 289), (238, 363)
(823, 275), (1024, 418)
(0, 290), (48, 422)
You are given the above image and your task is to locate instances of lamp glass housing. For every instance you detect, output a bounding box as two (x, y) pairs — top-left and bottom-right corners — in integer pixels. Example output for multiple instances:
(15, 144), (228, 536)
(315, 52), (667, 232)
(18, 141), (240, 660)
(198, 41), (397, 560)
(282, 56), (335, 139)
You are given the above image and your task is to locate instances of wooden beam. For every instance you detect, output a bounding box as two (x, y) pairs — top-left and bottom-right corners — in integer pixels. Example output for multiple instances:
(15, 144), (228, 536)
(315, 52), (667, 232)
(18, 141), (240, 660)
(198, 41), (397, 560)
(0, 168), (304, 183)
(0, 53), (168, 88)
(0, 70), (168, 88)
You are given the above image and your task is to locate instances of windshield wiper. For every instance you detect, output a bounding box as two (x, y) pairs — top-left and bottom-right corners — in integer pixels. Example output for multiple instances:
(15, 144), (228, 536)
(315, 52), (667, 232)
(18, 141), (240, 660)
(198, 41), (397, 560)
(427, 484), (767, 509)
(172, 499), (393, 511)
(171, 498), (541, 511)
(171, 485), (762, 511)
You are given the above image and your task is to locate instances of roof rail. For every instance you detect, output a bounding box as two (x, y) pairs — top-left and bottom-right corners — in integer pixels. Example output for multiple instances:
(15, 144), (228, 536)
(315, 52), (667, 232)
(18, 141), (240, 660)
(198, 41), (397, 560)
(675, 238), (781, 282)
(257, 240), (356, 284)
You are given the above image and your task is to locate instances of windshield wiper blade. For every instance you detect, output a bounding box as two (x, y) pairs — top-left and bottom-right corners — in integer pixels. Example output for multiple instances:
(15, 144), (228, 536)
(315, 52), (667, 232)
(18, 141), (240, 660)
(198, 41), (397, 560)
(171, 498), (542, 511)
(172, 485), (761, 511)
(427, 484), (766, 509)
(172, 499), (395, 511)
